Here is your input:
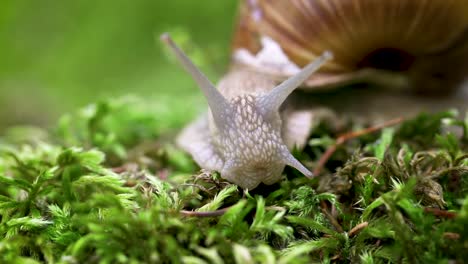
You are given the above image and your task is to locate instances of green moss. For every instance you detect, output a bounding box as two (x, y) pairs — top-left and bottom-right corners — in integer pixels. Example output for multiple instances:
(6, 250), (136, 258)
(1, 98), (467, 263)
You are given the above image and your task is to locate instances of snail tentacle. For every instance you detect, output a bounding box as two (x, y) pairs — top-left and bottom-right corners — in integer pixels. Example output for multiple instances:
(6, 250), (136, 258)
(161, 33), (231, 127)
(258, 51), (333, 116)
(281, 147), (313, 178)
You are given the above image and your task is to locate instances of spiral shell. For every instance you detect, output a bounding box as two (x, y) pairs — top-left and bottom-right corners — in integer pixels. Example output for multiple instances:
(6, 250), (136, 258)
(232, 0), (468, 93)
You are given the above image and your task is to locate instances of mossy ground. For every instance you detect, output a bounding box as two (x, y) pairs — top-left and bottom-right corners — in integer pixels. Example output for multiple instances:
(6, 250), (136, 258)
(1, 97), (467, 263)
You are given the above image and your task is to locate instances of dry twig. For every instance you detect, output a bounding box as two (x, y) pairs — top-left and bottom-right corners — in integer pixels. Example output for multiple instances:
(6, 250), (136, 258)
(314, 117), (404, 175)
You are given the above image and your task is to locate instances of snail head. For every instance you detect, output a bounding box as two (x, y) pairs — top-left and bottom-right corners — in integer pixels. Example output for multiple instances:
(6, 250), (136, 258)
(161, 33), (332, 189)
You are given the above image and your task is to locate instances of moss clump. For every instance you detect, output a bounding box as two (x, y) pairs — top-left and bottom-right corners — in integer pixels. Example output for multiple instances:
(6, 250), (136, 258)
(1, 97), (467, 263)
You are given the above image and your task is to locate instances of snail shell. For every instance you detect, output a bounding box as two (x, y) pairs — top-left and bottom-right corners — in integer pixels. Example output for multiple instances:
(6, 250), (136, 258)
(232, 0), (468, 93)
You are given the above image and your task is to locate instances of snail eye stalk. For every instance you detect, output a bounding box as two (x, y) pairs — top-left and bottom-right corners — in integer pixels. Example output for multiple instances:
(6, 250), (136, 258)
(160, 33), (230, 127)
(259, 51), (333, 116)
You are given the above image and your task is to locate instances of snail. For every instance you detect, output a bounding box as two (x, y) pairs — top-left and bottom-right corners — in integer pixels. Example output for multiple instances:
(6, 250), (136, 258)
(162, 0), (468, 190)
(161, 34), (332, 190)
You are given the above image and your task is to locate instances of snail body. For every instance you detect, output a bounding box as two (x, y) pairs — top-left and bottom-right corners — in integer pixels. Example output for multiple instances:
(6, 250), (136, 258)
(164, 0), (468, 189)
(162, 34), (331, 189)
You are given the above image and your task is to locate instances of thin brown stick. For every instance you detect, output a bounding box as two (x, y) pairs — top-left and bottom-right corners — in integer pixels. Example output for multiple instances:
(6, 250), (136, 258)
(320, 201), (343, 233)
(314, 117), (404, 175)
(112, 166), (127, 173)
(179, 204), (284, 218)
(348, 221), (369, 237)
(180, 207), (231, 217)
(443, 232), (460, 240)
(424, 207), (457, 219)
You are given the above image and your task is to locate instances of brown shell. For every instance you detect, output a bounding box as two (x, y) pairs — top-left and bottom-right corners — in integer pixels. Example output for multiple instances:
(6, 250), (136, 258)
(232, 0), (468, 93)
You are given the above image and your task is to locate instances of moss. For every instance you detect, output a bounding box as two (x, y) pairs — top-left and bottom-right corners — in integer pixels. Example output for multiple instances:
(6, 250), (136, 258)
(0, 97), (467, 263)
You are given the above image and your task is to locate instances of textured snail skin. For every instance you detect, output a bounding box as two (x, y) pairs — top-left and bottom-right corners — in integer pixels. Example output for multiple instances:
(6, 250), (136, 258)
(162, 34), (332, 189)
(213, 94), (291, 189)
(178, 89), (311, 190)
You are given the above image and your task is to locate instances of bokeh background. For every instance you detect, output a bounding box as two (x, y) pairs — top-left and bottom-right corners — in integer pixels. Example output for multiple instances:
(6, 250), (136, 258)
(0, 0), (239, 129)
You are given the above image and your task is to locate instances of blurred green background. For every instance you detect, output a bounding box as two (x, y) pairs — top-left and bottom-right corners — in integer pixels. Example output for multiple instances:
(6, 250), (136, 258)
(0, 0), (239, 129)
